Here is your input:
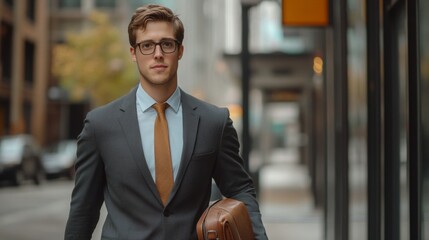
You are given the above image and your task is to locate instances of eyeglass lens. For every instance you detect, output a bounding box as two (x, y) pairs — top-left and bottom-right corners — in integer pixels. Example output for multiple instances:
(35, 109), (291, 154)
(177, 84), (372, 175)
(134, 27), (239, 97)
(137, 40), (178, 55)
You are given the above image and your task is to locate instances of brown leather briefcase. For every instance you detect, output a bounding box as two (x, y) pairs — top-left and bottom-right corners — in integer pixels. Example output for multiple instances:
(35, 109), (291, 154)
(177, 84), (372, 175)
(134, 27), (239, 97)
(196, 198), (254, 240)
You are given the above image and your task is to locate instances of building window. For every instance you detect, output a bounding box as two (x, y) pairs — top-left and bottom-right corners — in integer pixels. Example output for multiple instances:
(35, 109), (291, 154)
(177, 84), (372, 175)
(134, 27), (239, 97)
(58, 0), (81, 9)
(95, 0), (116, 8)
(24, 102), (32, 133)
(0, 101), (11, 136)
(0, 21), (13, 83)
(4, 0), (13, 7)
(24, 40), (35, 85)
(26, 0), (36, 22)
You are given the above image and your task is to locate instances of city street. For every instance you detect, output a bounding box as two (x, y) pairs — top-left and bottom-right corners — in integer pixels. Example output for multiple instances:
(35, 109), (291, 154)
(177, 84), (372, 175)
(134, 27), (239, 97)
(0, 150), (322, 240)
(0, 180), (73, 240)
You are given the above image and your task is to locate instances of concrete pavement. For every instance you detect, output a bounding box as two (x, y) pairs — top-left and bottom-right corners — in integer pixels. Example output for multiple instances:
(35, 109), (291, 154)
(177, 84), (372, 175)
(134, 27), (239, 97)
(258, 155), (323, 240)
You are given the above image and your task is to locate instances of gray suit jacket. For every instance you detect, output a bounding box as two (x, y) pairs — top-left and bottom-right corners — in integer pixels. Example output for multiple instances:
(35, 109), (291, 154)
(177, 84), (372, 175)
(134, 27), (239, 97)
(65, 87), (267, 240)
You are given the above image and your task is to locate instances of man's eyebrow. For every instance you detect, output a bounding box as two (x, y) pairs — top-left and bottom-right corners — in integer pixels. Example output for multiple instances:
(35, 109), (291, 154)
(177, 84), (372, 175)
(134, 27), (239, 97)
(147, 38), (176, 42)
(141, 37), (176, 42)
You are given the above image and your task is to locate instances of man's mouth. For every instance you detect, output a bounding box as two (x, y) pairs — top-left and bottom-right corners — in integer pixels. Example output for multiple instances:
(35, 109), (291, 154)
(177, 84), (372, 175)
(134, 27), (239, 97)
(151, 64), (167, 70)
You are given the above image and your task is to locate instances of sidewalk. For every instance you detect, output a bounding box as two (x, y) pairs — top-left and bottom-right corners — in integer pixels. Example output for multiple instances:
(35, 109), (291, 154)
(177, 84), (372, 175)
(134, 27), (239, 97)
(258, 148), (323, 240)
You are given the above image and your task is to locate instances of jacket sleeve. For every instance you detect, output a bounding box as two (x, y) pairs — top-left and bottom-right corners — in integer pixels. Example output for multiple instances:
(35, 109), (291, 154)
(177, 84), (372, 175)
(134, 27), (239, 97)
(213, 109), (268, 240)
(64, 113), (106, 240)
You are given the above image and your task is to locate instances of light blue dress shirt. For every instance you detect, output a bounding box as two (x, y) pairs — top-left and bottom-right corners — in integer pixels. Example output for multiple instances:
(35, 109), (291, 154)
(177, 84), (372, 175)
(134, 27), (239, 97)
(136, 85), (183, 182)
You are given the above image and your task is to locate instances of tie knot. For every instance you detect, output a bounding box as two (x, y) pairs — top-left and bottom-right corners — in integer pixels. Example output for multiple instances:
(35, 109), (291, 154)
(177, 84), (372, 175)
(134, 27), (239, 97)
(153, 102), (168, 114)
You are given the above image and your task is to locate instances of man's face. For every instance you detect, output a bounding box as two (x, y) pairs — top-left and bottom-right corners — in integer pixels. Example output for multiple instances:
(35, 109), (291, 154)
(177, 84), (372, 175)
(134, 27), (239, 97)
(130, 21), (183, 89)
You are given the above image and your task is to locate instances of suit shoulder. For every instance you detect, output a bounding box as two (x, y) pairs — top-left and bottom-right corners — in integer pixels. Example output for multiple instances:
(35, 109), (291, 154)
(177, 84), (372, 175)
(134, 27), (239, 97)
(182, 91), (228, 115)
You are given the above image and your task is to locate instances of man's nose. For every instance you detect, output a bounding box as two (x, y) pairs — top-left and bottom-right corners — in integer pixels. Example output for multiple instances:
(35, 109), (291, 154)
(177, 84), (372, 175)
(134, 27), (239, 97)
(153, 45), (164, 58)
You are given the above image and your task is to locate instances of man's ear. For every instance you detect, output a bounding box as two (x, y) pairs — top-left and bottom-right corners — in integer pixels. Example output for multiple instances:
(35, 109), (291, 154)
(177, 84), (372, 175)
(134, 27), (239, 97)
(178, 45), (184, 60)
(130, 47), (137, 62)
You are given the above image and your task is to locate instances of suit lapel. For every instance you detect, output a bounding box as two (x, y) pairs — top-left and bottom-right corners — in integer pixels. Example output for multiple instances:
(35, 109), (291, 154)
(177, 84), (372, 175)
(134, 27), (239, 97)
(117, 87), (160, 202)
(168, 90), (200, 203)
(117, 88), (201, 206)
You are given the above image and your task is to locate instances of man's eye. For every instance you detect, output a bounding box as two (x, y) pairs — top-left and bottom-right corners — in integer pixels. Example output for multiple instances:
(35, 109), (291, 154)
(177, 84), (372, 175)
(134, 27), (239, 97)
(161, 41), (174, 48)
(141, 42), (154, 49)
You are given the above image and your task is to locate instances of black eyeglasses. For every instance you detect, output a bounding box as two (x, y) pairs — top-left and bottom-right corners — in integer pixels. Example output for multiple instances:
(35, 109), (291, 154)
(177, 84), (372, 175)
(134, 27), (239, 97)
(134, 39), (180, 55)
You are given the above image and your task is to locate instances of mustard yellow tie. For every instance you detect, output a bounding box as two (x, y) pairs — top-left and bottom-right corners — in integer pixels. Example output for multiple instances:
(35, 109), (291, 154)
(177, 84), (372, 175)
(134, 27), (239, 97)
(153, 102), (174, 205)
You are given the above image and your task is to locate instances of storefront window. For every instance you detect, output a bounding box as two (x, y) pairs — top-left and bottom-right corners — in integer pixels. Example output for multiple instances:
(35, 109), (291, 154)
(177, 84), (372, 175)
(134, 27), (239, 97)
(347, 0), (368, 239)
(419, 0), (429, 238)
(396, 9), (409, 240)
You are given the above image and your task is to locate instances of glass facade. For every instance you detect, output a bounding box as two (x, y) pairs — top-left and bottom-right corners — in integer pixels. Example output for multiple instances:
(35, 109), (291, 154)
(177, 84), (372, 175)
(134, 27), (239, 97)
(420, 0), (429, 238)
(395, 7), (409, 240)
(384, 2), (410, 239)
(347, 0), (368, 239)
(345, 0), (424, 239)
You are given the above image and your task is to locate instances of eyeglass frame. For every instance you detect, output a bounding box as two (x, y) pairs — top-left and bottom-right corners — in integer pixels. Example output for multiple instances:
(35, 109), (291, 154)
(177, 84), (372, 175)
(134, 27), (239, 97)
(134, 38), (181, 55)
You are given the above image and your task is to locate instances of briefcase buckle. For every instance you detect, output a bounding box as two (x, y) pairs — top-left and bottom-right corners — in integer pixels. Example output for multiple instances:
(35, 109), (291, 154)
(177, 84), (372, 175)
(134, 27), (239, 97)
(206, 230), (219, 240)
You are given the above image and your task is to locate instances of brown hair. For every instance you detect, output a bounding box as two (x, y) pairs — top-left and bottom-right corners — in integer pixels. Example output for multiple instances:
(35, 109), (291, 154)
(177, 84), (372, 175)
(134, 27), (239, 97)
(128, 4), (184, 47)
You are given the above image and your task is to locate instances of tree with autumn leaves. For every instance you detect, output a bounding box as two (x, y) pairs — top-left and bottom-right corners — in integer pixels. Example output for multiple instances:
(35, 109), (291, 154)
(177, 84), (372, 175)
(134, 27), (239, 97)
(52, 12), (137, 107)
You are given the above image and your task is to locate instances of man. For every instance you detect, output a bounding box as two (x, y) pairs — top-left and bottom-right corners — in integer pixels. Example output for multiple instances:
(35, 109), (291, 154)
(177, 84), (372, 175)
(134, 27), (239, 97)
(65, 4), (267, 240)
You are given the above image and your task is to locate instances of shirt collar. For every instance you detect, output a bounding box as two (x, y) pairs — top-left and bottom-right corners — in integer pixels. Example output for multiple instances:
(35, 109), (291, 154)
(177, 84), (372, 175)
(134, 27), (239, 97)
(136, 84), (181, 113)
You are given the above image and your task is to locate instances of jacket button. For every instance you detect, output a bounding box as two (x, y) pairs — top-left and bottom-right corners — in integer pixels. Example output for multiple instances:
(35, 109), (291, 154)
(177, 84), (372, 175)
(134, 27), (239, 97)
(163, 210), (171, 217)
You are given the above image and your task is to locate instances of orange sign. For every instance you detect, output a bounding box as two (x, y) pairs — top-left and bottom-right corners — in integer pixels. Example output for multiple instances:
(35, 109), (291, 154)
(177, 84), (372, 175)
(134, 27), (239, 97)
(282, 0), (329, 27)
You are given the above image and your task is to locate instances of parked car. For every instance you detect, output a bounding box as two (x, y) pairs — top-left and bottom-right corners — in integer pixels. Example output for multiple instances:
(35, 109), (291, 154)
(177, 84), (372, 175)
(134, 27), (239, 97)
(41, 140), (77, 180)
(0, 134), (45, 186)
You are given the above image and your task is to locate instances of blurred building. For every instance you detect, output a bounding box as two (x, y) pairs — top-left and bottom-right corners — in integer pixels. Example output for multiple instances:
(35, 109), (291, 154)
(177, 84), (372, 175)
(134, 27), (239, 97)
(50, 0), (129, 43)
(0, 0), (135, 144)
(47, 0), (132, 144)
(0, 0), (49, 144)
